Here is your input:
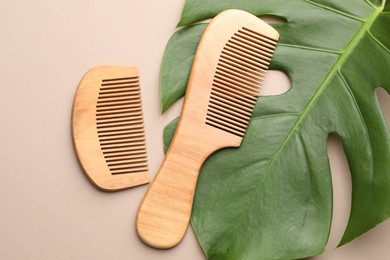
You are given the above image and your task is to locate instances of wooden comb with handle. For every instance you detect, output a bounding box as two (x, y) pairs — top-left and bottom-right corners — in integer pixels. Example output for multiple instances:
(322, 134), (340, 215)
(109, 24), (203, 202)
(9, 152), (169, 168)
(72, 66), (149, 191)
(136, 10), (279, 248)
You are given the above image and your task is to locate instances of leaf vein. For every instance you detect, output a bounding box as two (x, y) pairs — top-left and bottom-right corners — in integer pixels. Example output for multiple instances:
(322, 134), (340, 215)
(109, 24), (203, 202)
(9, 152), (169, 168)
(252, 112), (300, 121)
(296, 131), (312, 184)
(364, 0), (379, 9)
(302, 0), (365, 22)
(338, 70), (372, 153)
(278, 43), (342, 54)
(367, 30), (390, 54)
(220, 114), (300, 245)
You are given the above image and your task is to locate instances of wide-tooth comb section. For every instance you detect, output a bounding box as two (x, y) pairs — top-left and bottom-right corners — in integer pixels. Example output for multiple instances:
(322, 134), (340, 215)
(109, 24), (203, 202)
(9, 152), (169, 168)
(96, 76), (149, 175)
(205, 27), (277, 137)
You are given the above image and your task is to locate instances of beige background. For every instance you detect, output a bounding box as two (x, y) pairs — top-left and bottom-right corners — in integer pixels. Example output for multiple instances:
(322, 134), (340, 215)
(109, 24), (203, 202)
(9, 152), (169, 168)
(1, 1), (389, 259)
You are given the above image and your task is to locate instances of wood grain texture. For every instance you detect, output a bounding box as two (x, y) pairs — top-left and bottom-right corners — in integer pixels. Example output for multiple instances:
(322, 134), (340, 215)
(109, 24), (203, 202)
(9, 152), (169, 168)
(72, 66), (149, 191)
(136, 10), (279, 249)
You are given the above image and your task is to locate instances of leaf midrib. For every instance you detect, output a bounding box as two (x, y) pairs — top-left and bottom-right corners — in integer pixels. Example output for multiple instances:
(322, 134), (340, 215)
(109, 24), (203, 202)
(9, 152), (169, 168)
(222, 4), (383, 248)
(260, 5), (382, 191)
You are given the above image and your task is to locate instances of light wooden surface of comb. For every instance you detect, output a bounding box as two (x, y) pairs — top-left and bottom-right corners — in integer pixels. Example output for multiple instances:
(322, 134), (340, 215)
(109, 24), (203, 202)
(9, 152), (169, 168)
(72, 66), (149, 191)
(136, 10), (280, 249)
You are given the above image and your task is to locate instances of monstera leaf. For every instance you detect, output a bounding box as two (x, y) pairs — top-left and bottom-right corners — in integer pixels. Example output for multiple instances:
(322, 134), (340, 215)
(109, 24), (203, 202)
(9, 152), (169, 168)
(161, 0), (390, 259)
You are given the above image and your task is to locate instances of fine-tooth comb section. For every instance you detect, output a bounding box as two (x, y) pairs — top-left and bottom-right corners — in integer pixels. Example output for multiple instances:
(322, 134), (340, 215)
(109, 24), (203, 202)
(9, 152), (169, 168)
(72, 66), (149, 191)
(205, 27), (277, 137)
(96, 76), (148, 176)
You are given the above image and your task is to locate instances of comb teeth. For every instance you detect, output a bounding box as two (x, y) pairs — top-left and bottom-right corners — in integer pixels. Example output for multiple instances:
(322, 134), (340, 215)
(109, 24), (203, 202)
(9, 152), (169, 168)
(205, 27), (277, 137)
(96, 76), (148, 175)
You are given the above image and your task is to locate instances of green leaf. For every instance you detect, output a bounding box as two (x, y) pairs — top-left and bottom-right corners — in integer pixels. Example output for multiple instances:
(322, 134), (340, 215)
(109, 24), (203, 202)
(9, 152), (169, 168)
(160, 24), (207, 113)
(162, 0), (390, 259)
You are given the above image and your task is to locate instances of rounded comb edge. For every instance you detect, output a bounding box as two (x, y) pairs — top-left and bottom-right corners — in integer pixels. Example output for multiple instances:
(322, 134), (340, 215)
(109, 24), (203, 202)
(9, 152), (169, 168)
(72, 66), (149, 191)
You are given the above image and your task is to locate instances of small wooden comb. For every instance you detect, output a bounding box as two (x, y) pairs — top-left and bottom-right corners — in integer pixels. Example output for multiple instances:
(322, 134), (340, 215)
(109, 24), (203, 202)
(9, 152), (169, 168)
(136, 10), (279, 248)
(72, 66), (149, 191)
